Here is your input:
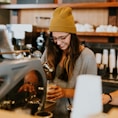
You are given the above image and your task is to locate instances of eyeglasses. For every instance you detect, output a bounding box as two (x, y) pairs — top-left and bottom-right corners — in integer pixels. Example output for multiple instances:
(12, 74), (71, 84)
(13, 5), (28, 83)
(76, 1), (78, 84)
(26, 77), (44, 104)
(53, 33), (70, 42)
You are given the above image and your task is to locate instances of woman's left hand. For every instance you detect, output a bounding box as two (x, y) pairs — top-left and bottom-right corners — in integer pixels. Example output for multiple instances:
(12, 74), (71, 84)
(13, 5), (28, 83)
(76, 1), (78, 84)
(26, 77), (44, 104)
(47, 85), (65, 101)
(102, 93), (111, 104)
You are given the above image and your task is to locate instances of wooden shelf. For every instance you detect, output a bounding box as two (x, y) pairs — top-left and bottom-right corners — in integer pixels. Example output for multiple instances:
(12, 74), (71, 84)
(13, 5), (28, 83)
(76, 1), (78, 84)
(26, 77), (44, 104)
(0, 4), (58, 9)
(0, 2), (118, 9)
(61, 2), (118, 8)
(77, 32), (118, 37)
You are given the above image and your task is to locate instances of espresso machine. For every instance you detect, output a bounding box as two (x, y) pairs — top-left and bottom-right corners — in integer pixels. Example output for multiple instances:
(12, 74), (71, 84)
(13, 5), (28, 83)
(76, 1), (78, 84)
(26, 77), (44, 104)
(0, 24), (47, 114)
(0, 24), (56, 117)
(0, 57), (47, 115)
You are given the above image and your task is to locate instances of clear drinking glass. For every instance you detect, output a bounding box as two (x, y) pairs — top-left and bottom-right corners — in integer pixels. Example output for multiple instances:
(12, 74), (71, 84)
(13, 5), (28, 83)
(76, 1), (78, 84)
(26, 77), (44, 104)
(46, 80), (57, 102)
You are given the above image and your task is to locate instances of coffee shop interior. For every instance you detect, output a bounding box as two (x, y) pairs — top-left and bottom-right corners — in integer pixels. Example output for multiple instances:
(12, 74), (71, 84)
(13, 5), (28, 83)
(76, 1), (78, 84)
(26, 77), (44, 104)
(1, 0), (118, 118)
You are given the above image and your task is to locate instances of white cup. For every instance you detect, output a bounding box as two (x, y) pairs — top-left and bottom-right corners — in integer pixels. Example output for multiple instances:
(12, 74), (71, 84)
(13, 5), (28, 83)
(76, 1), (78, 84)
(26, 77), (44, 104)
(71, 74), (102, 118)
(35, 111), (53, 118)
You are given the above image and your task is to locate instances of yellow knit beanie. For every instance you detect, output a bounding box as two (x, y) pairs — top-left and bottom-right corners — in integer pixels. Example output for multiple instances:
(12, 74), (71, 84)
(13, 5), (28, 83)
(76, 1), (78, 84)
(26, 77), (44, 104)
(49, 6), (76, 33)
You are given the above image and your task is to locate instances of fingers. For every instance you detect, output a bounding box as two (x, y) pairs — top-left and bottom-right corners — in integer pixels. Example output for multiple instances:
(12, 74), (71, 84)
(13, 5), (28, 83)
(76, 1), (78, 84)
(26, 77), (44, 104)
(47, 86), (64, 100)
(18, 84), (36, 94)
(102, 94), (110, 104)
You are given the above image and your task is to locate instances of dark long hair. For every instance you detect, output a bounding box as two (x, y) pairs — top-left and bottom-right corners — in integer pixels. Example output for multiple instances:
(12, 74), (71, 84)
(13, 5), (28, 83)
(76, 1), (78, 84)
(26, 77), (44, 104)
(45, 32), (81, 81)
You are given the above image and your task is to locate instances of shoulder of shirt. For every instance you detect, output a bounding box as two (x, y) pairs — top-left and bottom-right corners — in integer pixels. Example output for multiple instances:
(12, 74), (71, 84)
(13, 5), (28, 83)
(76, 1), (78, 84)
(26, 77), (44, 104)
(81, 47), (94, 55)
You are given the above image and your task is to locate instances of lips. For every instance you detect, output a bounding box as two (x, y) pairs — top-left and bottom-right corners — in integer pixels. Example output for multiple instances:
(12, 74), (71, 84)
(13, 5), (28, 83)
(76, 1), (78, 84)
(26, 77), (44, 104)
(59, 46), (64, 49)
(59, 44), (65, 48)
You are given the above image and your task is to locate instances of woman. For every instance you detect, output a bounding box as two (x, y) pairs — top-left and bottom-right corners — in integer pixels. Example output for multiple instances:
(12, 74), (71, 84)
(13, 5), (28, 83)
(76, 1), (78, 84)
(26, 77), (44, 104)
(41, 6), (97, 118)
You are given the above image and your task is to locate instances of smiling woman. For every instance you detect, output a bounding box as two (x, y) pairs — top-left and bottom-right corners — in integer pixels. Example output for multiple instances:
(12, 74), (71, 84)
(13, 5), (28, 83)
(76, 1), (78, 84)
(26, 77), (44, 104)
(52, 32), (71, 51)
(41, 6), (97, 118)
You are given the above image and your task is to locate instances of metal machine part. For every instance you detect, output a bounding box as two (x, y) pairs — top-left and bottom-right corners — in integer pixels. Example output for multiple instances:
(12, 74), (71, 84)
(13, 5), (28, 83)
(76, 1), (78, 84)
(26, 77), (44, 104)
(0, 58), (47, 115)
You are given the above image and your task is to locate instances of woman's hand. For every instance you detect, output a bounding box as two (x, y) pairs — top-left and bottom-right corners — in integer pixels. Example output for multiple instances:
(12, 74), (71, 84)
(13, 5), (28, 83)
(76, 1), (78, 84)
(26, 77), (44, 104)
(102, 93), (111, 104)
(47, 85), (65, 101)
(18, 83), (36, 95)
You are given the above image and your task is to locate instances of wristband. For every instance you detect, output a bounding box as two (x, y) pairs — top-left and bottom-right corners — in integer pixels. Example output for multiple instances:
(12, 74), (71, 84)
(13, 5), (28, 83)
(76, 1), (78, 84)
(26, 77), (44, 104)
(105, 93), (112, 104)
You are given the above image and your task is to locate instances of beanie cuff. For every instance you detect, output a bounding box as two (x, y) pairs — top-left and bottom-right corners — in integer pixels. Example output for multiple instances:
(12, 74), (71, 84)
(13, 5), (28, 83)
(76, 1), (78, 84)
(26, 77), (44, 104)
(49, 26), (76, 34)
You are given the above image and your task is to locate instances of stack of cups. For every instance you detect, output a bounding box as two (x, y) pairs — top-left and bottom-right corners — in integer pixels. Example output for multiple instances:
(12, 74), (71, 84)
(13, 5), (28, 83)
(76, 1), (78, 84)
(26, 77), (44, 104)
(102, 49), (108, 66)
(95, 53), (102, 65)
(109, 49), (116, 73)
